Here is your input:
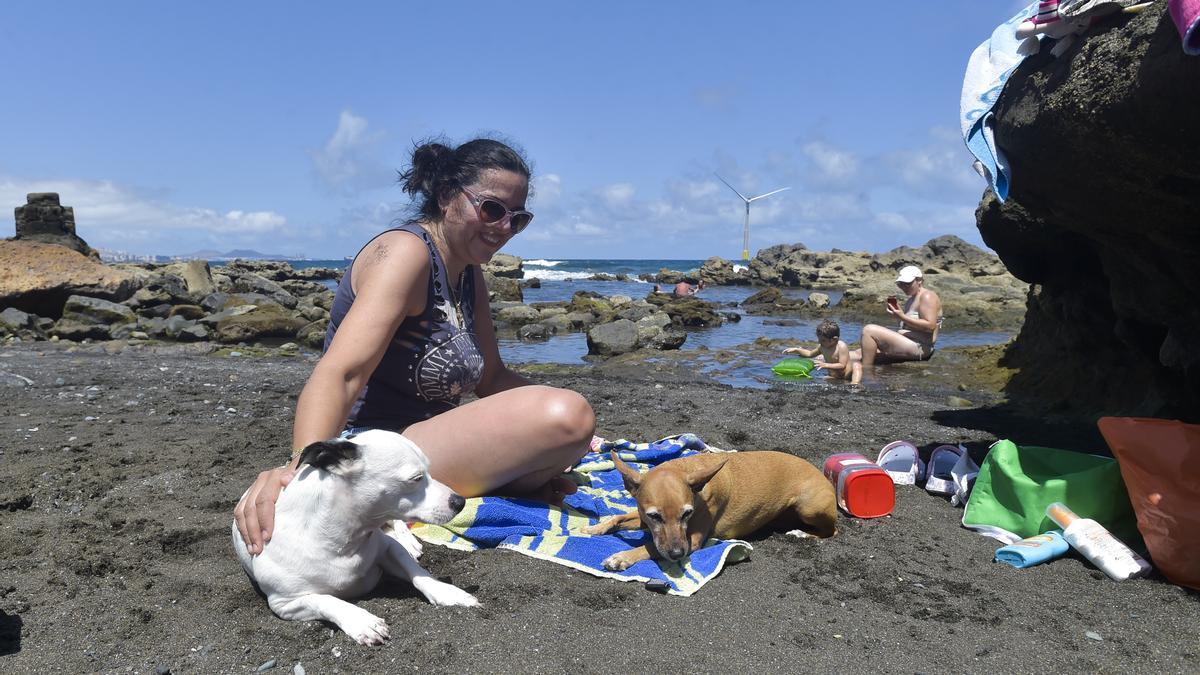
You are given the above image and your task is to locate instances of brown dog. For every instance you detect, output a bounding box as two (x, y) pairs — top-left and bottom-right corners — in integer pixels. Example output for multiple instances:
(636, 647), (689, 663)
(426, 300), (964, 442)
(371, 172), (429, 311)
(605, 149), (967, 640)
(582, 450), (837, 570)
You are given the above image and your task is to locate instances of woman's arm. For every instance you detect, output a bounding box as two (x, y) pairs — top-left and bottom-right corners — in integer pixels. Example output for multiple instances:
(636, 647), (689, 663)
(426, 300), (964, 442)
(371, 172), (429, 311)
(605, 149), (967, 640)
(234, 232), (428, 554)
(470, 266), (535, 397)
(290, 233), (430, 455)
(899, 290), (942, 332)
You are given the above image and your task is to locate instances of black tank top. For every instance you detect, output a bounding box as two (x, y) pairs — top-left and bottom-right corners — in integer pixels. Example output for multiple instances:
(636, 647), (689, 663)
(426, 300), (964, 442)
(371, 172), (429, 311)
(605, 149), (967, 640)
(324, 222), (485, 431)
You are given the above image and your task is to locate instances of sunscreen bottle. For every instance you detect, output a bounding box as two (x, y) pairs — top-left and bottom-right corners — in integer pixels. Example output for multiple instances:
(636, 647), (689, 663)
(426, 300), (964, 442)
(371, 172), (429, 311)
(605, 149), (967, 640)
(1045, 502), (1152, 581)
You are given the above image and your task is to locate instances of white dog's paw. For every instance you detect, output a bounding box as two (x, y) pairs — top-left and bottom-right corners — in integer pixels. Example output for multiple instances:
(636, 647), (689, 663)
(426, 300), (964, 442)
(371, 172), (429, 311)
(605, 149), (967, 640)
(341, 608), (390, 646)
(601, 551), (636, 571)
(418, 579), (480, 608)
(386, 520), (424, 559)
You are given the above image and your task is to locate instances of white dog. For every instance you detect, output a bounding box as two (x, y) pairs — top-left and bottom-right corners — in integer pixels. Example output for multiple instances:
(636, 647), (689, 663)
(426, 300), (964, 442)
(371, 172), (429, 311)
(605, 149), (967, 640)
(231, 429), (479, 645)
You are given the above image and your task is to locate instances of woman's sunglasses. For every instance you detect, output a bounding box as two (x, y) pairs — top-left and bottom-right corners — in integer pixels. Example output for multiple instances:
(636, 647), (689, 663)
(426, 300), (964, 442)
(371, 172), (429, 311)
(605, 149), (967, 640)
(460, 187), (534, 235)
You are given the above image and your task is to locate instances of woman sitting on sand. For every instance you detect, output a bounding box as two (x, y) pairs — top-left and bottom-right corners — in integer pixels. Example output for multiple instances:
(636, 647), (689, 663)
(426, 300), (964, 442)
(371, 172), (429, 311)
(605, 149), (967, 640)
(853, 265), (943, 368)
(234, 137), (595, 554)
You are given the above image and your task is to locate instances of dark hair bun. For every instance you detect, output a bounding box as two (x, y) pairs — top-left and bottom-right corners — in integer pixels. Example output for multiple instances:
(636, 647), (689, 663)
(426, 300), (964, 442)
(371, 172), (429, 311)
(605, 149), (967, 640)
(402, 142), (453, 199)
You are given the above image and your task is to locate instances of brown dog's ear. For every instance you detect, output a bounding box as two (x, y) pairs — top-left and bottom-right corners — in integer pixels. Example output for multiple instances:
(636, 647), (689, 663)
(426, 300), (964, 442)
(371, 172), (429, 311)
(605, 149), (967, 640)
(611, 451), (642, 494)
(686, 457), (729, 492)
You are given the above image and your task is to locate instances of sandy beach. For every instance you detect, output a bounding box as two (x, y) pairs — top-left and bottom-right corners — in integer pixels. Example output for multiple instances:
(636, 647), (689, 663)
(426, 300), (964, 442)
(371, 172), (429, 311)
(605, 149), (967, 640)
(1, 340), (1197, 674)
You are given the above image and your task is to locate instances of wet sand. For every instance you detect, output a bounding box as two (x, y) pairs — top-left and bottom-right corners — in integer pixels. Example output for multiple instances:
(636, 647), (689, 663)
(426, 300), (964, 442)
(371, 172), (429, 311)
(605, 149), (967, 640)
(0, 341), (1196, 673)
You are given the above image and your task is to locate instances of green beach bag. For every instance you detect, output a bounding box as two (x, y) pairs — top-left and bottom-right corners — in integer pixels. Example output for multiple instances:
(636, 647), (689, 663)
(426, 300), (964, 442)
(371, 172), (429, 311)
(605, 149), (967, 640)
(962, 439), (1139, 545)
(772, 357), (815, 379)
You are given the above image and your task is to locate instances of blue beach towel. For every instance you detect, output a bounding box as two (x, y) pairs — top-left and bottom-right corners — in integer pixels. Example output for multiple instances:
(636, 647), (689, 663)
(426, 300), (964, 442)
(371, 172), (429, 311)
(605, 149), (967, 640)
(410, 434), (751, 597)
(960, 2), (1038, 201)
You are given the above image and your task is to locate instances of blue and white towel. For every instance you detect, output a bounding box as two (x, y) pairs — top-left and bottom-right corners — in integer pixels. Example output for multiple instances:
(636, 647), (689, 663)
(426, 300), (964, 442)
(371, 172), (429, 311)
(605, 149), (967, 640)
(960, 2), (1038, 202)
(410, 434), (751, 597)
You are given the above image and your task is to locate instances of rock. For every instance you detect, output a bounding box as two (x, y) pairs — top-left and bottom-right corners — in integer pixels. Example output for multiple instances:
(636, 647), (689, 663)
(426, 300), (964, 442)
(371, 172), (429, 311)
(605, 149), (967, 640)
(484, 271), (522, 302)
(0, 240), (138, 317)
(62, 295), (137, 326)
(946, 396), (974, 408)
(495, 305), (540, 326)
(167, 304), (206, 321)
(808, 292), (831, 309)
(297, 320), (327, 349)
(586, 319), (640, 356)
(517, 323), (556, 341)
(564, 311), (598, 329)
(137, 303), (172, 319)
(698, 256), (742, 285)
(214, 305), (306, 344)
(13, 193), (96, 257)
(978, 8), (1200, 420)
(227, 272), (298, 309)
(0, 372), (34, 387)
(0, 307), (34, 330)
(164, 315), (208, 341)
(50, 319), (111, 341)
(483, 253), (524, 278)
(299, 305), (327, 322)
(645, 328), (686, 350)
(521, 277), (541, 289)
(658, 297), (725, 328)
(257, 658), (277, 671)
(162, 260), (215, 297)
(741, 288), (782, 306)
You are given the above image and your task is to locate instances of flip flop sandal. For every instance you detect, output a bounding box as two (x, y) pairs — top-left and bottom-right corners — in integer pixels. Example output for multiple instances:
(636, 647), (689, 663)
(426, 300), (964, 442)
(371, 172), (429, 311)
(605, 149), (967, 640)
(925, 444), (965, 496)
(876, 440), (926, 486)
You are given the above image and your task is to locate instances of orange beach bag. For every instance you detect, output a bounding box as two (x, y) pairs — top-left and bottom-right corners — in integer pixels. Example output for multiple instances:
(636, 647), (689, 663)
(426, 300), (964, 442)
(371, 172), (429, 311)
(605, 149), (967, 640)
(1098, 417), (1200, 590)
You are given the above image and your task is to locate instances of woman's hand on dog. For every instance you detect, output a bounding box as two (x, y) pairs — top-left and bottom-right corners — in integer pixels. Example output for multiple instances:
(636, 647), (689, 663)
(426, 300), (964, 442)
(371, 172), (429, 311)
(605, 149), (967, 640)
(234, 465), (296, 555)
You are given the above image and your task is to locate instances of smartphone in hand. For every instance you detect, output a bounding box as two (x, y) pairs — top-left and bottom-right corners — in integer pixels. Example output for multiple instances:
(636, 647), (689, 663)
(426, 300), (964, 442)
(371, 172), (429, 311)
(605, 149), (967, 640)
(887, 296), (900, 309)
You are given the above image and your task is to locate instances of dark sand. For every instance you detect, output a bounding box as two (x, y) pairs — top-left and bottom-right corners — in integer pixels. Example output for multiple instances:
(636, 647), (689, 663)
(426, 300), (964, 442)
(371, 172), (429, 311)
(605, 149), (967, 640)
(1, 341), (1196, 673)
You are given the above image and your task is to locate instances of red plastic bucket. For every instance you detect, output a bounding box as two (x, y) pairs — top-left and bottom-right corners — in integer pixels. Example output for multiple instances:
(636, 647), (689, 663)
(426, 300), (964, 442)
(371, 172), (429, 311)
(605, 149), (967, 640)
(823, 453), (895, 518)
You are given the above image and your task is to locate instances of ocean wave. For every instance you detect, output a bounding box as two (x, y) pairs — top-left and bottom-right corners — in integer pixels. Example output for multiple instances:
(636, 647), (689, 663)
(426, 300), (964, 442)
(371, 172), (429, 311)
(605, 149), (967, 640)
(732, 264), (747, 274)
(523, 259), (563, 267)
(522, 270), (597, 281)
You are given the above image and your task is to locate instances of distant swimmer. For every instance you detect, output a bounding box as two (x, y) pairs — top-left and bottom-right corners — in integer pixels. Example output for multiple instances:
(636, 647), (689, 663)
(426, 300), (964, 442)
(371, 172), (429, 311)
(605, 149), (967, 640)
(672, 280), (705, 297)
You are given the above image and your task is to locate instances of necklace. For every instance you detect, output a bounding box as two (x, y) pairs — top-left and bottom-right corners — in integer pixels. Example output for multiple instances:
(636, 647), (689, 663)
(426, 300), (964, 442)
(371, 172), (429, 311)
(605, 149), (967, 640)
(450, 268), (467, 329)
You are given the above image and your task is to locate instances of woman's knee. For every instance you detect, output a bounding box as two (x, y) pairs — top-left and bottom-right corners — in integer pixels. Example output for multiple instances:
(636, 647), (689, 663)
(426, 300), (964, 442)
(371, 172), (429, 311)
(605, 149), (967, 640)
(538, 387), (595, 446)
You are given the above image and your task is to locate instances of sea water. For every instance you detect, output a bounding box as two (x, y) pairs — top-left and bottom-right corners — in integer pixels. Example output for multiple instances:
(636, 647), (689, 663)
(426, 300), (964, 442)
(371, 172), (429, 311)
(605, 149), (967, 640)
(290, 258), (1012, 389)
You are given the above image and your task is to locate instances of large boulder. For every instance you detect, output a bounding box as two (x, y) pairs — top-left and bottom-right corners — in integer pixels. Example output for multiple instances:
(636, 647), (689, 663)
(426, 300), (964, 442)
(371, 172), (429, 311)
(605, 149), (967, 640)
(484, 271), (522, 302)
(13, 193), (96, 257)
(483, 253), (523, 279)
(977, 8), (1200, 419)
(698, 256), (743, 285)
(586, 319), (640, 356)
(213, 304), (306, 344)
(61, 295), (137, 326)
(0, 241), (138, 317)
(162, 260), (216, 297)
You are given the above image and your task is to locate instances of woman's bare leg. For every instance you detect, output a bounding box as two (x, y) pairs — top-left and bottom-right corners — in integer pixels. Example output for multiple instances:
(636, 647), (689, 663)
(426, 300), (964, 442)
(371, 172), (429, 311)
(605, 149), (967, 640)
(859, 324), (923, 367)
(402, 385), (594, 504)
(850, 361), (862, 385)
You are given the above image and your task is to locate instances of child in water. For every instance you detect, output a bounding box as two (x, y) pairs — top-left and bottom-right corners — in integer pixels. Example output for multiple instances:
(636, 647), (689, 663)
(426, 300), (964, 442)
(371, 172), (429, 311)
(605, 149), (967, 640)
(783, 319), (862, 384)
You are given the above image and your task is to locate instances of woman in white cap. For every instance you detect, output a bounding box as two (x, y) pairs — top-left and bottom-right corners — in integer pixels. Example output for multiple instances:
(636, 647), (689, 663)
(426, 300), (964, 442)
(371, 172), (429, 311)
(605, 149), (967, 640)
(855, 265), (942, 368)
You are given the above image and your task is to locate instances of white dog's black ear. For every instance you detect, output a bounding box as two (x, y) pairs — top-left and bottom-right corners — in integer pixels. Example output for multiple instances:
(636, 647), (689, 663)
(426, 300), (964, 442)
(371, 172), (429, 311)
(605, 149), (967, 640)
(297, 439), (361, 471)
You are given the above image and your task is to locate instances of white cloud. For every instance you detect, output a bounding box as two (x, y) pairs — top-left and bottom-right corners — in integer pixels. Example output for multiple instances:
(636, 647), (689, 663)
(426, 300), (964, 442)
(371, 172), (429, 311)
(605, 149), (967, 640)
(532, 173), (562, 206)
(308, 110), (391, 194)
(881, 127), (983, 201)
(1, 176), (290, 253)
(802, 141), (860, 183)
(600, 183), (635, 207)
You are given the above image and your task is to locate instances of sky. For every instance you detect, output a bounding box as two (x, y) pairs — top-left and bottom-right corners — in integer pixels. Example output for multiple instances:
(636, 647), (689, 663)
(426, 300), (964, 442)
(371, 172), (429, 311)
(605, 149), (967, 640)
(0, 1), (1031, 261)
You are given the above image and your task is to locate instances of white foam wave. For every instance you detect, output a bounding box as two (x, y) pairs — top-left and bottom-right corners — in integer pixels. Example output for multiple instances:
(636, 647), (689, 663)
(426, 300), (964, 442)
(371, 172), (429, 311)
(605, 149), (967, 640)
(523, 259), (563, 267)
(523, 269), (596, 281)
(732, 264), (747, 273)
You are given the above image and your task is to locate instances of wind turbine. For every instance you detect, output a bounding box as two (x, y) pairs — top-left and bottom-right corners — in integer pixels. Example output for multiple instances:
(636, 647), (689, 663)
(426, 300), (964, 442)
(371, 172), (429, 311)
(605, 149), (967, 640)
(715, 173), (790, 261)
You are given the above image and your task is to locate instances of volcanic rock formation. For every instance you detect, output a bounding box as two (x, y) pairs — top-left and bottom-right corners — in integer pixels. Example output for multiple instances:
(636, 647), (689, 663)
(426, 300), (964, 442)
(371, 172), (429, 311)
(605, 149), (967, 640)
(977, 5), (1200, 420)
